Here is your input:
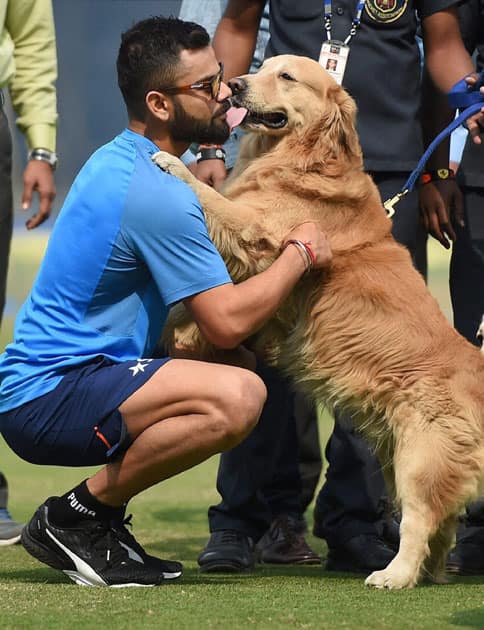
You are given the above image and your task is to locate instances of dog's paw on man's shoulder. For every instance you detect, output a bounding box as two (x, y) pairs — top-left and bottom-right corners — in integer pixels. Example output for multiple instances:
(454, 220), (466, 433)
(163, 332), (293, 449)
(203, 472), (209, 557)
(152, 151), (189, 181)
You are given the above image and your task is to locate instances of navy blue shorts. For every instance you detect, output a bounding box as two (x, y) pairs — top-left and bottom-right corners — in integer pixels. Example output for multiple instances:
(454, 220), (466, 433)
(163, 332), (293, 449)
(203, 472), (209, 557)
(0, 356), (170, 467)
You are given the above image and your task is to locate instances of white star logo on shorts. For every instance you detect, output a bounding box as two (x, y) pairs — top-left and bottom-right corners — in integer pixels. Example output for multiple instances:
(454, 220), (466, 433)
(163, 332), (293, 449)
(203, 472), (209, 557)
(129, 359), (153, 377)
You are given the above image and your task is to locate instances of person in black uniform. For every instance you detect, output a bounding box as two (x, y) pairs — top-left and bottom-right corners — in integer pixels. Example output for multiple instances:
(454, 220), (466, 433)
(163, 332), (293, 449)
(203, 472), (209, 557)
(179, 0), (322, 570)
(419, 0), (484, 575)
(197, 0), (480, 574)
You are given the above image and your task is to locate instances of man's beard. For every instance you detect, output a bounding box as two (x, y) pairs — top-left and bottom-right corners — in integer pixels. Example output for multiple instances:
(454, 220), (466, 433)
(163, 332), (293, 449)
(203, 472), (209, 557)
(169, 97), (231, 145)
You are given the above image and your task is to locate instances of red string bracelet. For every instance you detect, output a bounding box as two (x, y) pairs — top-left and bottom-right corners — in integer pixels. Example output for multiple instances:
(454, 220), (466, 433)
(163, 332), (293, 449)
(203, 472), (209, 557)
(282, 239), (313, 272)
(302, 242), (316, 267)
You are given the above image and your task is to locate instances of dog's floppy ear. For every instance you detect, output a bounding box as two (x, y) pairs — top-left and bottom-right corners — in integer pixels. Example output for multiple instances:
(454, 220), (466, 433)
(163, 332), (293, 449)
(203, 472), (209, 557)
(325, 85), (361, 161)
(291, 85), (362, 174)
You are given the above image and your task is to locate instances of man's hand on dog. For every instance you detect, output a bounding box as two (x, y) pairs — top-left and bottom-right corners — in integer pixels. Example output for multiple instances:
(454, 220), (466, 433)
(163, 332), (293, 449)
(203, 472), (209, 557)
(192, 158), (227, 190)
(284, 222), (333, 269)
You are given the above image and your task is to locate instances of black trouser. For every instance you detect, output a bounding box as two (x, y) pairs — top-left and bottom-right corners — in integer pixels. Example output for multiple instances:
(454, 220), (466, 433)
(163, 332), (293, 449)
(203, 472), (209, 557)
(266, 390), (321, 515)
(450, 187), (484, 343)
(0, 101), (13, 327)
(208, 362), (318, 541)
(450, 186), (484, 523)
(208, 172), (421, 545)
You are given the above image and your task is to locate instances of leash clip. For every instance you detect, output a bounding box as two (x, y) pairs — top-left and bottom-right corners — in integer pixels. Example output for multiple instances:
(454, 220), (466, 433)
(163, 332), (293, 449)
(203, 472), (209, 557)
(383, 189), (408, 218)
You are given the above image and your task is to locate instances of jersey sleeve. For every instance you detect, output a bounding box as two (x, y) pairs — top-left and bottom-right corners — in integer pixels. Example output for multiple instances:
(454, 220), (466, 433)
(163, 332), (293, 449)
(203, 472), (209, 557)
(122, 170), (232, 306)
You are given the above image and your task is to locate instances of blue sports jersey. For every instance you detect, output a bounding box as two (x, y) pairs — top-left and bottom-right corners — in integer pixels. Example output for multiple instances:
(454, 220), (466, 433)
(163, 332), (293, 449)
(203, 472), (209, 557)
(0, 129), (231, 412)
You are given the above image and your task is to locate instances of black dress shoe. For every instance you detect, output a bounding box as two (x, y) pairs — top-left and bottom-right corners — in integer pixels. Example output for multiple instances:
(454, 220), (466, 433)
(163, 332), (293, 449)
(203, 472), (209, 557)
(197, 530), (255, 573)
(446, 523), (484, 575)
(325, 534), (396, 573)
(256, 514), (321, 565)
(313, 502), (401, 551)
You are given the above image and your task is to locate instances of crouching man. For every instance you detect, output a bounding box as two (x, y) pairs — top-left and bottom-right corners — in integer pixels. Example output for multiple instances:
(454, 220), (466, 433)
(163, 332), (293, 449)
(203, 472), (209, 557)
(0, 16), (331, 587)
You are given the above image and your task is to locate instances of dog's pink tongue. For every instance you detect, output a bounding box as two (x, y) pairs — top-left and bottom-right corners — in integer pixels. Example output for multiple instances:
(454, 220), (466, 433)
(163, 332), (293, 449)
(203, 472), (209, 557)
(226, 106), (248, 131)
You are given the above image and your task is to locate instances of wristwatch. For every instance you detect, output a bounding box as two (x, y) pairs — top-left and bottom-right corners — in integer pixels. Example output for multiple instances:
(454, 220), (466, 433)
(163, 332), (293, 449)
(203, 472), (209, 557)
(28, 148), (58, 170)
(196, 147), (226, 163)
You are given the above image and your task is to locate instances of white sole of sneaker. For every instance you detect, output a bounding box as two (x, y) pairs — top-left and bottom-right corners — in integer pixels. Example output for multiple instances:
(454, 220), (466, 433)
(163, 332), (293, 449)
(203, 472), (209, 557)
(163, 571), (182, 579)
(0, 534), (21, 545)
(64, 570), (156, 587)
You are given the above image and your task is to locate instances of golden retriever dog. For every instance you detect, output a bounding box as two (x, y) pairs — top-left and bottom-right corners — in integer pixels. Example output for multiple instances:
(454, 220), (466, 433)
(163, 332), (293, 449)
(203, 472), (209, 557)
(152, 55), (484, 589)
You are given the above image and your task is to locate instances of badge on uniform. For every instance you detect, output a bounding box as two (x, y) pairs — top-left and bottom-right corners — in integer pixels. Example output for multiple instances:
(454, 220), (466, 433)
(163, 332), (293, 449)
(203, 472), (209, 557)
(318, 40), (350, 85)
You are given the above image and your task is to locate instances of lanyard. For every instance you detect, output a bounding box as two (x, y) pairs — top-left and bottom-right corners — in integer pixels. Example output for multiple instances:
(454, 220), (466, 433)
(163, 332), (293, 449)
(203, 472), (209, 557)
(324, 0), (367, 45)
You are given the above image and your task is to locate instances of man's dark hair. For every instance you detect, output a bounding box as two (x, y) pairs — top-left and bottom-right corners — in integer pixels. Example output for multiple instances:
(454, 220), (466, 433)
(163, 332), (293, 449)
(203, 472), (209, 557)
(117, 16), (210, 120)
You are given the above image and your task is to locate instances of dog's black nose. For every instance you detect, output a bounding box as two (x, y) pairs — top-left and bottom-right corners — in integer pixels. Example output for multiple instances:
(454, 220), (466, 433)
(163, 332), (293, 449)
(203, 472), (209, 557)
(228, 77), (247, 94)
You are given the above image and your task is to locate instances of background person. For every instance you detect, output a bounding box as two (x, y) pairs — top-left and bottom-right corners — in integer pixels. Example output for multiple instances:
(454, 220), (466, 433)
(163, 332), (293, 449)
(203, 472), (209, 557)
(0, 0), (58, 546)
(419, 0), (484, 576)
(179, 0), (270, 184)
(197, 0), (480, 576)
(180, 0), (322, 572)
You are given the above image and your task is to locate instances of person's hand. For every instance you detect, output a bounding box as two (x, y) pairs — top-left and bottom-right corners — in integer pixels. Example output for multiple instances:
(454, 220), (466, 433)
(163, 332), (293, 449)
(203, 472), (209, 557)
(194, 158), (227, 190)
(464, 74), (484, 145)
(283, 222), (332, 269)
(419, 180), (464, 249)
(187, 161), (198, 176)
(465, 108), (484, 145)
(22, 160), (56, 229)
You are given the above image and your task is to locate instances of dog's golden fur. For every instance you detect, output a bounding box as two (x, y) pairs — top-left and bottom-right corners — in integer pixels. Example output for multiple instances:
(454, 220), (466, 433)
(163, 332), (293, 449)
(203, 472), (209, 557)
(153, 55), (484, 589)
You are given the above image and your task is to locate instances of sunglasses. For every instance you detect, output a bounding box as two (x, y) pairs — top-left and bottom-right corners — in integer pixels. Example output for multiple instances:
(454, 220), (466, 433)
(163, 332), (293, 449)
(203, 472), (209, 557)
(160, 62), (224, 100)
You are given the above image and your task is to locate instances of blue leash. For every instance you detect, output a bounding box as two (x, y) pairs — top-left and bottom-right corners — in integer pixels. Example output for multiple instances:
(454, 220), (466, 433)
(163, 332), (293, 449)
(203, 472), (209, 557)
(383, 70), (484, 217)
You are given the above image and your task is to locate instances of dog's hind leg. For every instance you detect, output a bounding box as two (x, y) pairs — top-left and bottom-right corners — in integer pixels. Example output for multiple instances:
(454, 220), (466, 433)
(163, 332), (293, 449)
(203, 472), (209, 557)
(365, 424), (454, 589)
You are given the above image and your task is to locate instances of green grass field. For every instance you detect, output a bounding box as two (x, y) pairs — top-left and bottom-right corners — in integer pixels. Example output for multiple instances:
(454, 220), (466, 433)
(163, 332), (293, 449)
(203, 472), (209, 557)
(1, 233), (483, 630)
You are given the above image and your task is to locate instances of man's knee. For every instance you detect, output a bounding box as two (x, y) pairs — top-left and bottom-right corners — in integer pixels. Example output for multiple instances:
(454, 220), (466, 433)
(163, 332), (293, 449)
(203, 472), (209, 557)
(215, 369), (266, 450)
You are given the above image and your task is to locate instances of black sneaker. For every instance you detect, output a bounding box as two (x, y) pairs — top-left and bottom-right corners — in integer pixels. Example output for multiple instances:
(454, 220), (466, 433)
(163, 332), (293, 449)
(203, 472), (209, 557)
(111, 514), (182, 579)
(21, 498), (168, 587)
(198, 530), (255, 573)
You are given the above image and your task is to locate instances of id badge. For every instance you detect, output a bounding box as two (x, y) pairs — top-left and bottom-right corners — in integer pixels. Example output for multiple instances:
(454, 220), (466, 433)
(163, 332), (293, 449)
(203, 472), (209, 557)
(318, 40), (350, 85)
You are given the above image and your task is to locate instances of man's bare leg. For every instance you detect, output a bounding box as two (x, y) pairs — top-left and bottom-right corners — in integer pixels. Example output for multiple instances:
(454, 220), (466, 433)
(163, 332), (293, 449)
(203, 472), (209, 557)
(87, 359), (266, 505)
